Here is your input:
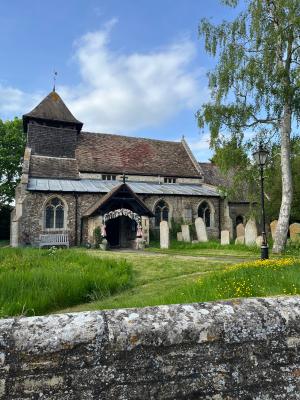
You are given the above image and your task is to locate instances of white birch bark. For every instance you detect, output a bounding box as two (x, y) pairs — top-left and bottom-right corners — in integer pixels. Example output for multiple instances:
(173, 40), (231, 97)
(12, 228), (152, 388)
(273, 105), (293, 253)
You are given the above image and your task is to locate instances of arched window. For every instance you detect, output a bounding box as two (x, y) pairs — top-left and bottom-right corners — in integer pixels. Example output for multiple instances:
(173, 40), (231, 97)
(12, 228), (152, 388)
(44, 197), (65, 229)
(154, 200), (169, 226)
(198, 201), (211, 227)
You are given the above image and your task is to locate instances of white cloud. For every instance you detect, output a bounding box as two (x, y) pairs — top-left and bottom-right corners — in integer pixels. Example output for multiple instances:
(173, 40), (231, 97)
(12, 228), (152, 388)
(0, 85), (40, 120)
(0, 20), (207, 132)
(188, 132), (211, 152)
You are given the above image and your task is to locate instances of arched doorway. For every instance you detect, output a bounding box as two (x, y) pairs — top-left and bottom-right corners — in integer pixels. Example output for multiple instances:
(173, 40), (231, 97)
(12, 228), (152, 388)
(106, 216), (137, 248)
(103, 208), (142, 248)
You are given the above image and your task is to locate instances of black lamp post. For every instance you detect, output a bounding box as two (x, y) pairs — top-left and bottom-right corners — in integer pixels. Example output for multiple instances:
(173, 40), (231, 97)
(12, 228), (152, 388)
(253, 143), (269, 260)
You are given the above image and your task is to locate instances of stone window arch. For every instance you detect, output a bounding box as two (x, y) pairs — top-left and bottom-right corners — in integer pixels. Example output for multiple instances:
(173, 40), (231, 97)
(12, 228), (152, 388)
(154, 200), (169, 227)
(197, 200), (214, 228)
(44, 196), (67, 230)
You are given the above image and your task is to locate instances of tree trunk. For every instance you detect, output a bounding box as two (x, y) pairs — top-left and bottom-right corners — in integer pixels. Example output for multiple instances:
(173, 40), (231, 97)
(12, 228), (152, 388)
(272, 105), (293, 253)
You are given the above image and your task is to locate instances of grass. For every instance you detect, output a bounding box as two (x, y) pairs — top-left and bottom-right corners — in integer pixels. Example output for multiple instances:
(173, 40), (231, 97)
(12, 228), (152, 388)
(0, 247), (133, 317)
(1, 242), (299, 317)
(60, 249), (254, 313)
(60, 248), (300, 314)
(0, 240), (9, 248)
(150, 257), (300, 305)
(147, 239), (260, 257)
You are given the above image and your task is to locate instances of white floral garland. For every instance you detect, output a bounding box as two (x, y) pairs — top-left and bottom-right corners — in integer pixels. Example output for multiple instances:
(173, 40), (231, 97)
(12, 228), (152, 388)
(102, 208), (143, 238)
(103, 208), (142, 226)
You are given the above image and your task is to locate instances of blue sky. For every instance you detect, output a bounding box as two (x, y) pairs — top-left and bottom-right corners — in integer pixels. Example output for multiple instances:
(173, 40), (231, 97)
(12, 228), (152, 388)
(0, 0), (240, 161)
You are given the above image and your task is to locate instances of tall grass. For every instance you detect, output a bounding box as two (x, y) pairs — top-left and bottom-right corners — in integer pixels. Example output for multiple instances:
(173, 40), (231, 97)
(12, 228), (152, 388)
(149, 239), (260, 254)
(0, 248), (133, 317)
(159, 258), (300, 305)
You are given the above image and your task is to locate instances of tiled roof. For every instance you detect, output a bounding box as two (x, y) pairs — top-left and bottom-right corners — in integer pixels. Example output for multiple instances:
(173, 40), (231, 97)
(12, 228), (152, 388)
(23, 91), (83, 131)
(24, 91), (82, 124)
(29, 155), (79, 179)
(27, 178), (220, 197)
(199, 162), (231, 187)
(76, 132), (202, 178)
(83, 183), (154, 217)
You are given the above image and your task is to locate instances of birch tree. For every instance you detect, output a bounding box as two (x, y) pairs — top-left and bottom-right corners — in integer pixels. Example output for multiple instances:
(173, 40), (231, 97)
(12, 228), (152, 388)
(198, 0), (300, 253)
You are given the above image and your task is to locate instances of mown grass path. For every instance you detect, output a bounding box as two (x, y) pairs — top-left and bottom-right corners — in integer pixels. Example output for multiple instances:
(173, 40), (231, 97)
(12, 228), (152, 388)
(60, 249), (255, 313)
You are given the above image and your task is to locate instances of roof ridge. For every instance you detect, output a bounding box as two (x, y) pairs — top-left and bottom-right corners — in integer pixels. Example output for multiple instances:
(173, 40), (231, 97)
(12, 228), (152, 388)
(80, 131), (181, 145)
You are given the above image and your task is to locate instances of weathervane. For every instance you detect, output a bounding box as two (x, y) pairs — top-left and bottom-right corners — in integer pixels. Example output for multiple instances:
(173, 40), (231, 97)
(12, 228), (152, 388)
(53, 70), (58, 92)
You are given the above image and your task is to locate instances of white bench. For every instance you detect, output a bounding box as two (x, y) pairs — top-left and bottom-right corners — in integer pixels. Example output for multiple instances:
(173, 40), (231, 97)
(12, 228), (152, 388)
(39, 233), (69, 248)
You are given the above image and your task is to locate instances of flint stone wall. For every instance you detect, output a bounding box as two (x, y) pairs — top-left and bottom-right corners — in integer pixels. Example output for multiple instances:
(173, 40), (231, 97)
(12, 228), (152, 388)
(1, 297), (300, 399)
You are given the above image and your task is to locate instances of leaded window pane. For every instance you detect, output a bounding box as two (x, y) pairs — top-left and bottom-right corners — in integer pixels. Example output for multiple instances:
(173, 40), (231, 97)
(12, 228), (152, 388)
(51, 198), (60, 207)
(45, 206), (54, 229)
(56, 206), (64, 229)
(154, 201), (169, 226)
(155, 209), (161, 227)
(162, 207), (168, 221)
(198, 202), (211, 228)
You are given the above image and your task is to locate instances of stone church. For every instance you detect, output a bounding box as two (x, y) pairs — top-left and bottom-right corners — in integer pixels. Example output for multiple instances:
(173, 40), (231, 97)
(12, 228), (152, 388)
(11, 90), (250, 248)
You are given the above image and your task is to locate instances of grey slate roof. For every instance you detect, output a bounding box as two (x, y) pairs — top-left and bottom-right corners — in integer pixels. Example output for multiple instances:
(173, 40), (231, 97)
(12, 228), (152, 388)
(27, 178), (220, 197)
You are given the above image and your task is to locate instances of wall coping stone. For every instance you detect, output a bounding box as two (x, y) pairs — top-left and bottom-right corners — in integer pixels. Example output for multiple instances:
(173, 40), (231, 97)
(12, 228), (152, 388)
(1, 297), (300, 399)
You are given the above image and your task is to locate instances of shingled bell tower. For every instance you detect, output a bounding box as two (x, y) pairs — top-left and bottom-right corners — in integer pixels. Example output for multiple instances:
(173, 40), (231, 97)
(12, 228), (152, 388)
(23, 90), (83, 159)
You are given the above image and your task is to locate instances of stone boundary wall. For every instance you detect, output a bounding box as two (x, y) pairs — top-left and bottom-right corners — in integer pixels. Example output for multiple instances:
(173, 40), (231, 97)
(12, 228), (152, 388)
(1, 297), (300, 399)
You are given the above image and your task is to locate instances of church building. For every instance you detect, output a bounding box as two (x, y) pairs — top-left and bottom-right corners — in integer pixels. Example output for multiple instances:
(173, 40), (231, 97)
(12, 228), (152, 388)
(11, 90), (250, 248)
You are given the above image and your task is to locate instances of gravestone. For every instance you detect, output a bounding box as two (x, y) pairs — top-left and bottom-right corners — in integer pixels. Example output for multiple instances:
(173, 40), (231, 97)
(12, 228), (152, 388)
(181, 225), (191, 242)
(160, 221), (169, 249)
(270, 220), (278, 239)
(195, 217), (208, 242)
(221, 230), (230, 245)
(290, 223), (300, 242)
(223, 199), (233, 239)
(141, 216), (150, 245)
(245, 219), (258, 246)
(177, 232), (183, 242)
(256, 235), (263, 247)
(235, 236), (245, 245)
(236, 223), (245, 238)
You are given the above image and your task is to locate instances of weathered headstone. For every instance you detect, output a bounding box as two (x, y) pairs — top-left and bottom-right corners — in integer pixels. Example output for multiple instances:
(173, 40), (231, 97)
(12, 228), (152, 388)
(245, 219), (258, 246)
(221, 230), (230, 245)
(270, 220), (278, 240)
(177, 232), (183, 242)
(256, 235), (263, 247)
(181, 225), (191, 242)
(223, 199), (233, 239)
(192, 240), (199, 244)
(235, 236), (245, 245)
(194, 217), (208, 242)
(160, 221), (169, 249)
(141, 216), (150, 245)
(236, 223), (245, 238)
(290, 223), (300, 242)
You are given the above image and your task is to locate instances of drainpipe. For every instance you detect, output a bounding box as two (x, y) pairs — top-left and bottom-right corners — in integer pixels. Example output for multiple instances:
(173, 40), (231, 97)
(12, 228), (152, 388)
(218, 197), (221, 239)
(80, 217), (84, 246)
(74, 192), (78, 246)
